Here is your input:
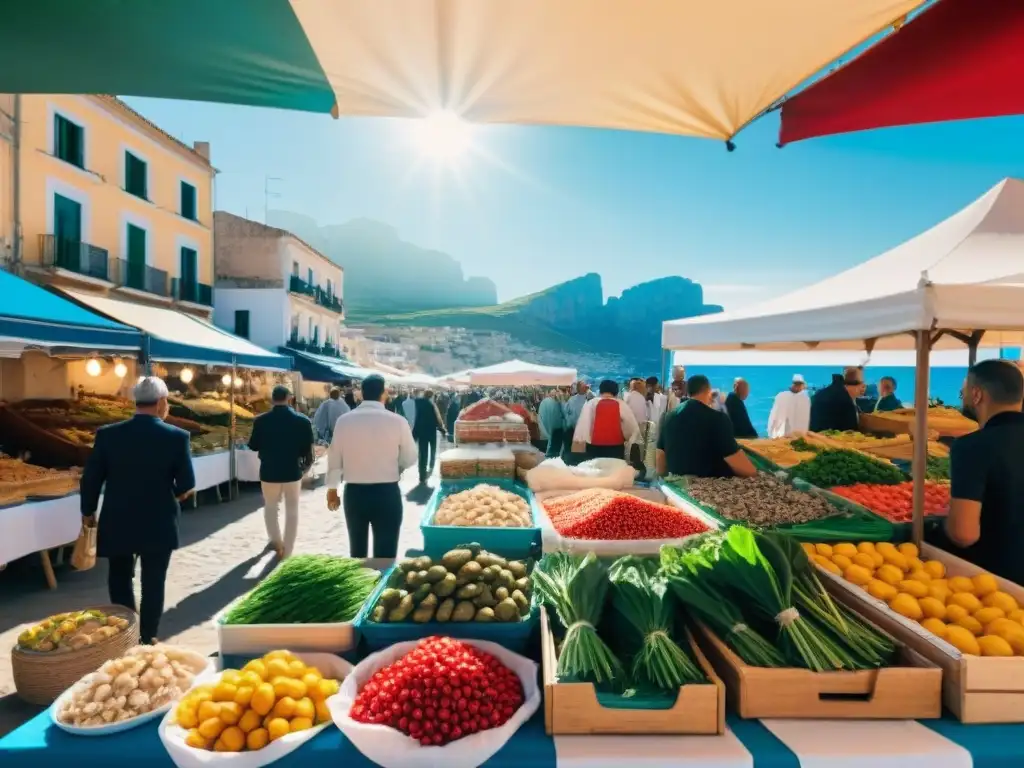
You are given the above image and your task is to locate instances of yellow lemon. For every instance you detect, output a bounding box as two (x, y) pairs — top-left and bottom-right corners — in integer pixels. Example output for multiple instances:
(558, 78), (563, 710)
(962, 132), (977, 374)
(212, 682), (238, 703)
(1007, 609), (1024, 624)
(945, 604), (970, 624)
(815, 543), (833, 557)
(289, 717), (314, 732)
(983, 591), (1019, 614)
(857, 542), (877, 554)
(263, 650), (296, 662)
(272, 696), (297, 719)
(876, 541), (897, 555)
(267, 718), (291, 742)
(870, 551), (886, 568)
(844, 564), (873, 586)
(954, 615), (984, 636)
(920, 618), (947, 638)
(246, 728), (269, 750)
(184, 729), (211, 750)
(218, 725), (245, 752)
(949, 592), (982, 614)
(238, 709), (262, 734)
(198, 717), (225, 741)
(927, 584), (951, 603)
(814, 555), (842, 575)
(867, 579), (899, 602)
(877, 564), (904, 586)
(985, 617), (1021, 636)
(948, 576), (976, 594)
(898, 542), (920, 559)
(197, 700), (221, 723)
(898, 580), (929, 599)
(973, 573), (999, 598)
(294, 697), (315, 720)
(890, 593), (923, 621)
(945, 625), (981, 655)
(978, 635), (1014, 657)
(906, 556), (926, 573)
(852, 553), (877, 571)
(219, 670), (242, 687)
(242, 659), (268, 680)
(923, 560), (946, 579)
(908, 569), (932, 583)
(987, 621), (1024, 653)
(972, 607), (1005, 627)
(919, 597), (946, 620)
(217, 702), (242, 726)
(831, 554), (853, 571)
(265, 658), (291, 680)
(833, 542), (857, 558)
(801, 542), (816, 556)
(881, 550), (910, 572)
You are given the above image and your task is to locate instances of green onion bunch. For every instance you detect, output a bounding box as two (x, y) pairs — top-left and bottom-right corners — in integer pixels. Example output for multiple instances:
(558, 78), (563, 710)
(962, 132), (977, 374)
(533, 552), (623, 685)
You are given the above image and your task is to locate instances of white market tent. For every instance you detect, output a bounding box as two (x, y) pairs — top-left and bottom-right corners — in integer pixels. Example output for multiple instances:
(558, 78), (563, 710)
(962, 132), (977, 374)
(468, 359), (577, 387)
(663, 178), (1024, 353)
(660, 177), (1024, 543)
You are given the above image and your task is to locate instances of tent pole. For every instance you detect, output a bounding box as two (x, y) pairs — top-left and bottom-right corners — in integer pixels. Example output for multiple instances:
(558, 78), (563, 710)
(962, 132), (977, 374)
(968, 341), (978, 367)
(229, 357), (237, 501)
(912, 330), (931, 546)
(661, 348), (669, 388)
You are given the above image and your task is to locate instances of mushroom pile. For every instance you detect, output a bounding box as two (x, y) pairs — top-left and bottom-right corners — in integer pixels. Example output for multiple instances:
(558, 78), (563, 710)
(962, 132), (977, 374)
(686, 474), (836, 526)
(434, 484), (532, 527)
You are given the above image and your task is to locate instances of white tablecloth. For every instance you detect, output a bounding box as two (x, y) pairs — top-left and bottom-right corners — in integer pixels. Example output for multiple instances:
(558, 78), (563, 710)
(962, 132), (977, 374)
(192, 450), (231, 491)
(0, 493), (81, 566)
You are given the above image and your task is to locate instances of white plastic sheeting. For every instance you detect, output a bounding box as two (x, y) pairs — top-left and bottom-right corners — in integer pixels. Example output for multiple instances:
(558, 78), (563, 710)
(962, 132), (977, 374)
(468, 359), (577, 386)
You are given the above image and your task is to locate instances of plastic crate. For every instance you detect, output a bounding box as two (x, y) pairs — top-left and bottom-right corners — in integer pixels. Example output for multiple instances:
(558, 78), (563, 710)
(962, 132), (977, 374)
(353, 564), (539, 654)
(420, 478), (542, 559)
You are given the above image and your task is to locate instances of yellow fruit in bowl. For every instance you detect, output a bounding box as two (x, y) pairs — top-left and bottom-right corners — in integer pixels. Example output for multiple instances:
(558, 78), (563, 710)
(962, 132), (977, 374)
(898, 580), (929, 599)
(973, 573), (999, 598)
(890, 593), (923, 621)
(814, 556), (842, 575)
(857, 542), (877, 554)
(815, 543), (833, 557)
(972, 607), (1005, 627)
(898, 542), (919, 559)
(927, 584), (951, 602)
(949, 592), (982, 614)
(944, 625), (981, 655)
(801, 542), (816, 556)
(831, 554), (853, 571)
(833, 543), (857, 558)
(923, 560), (946, 579)
(238, 709), (262, 734)
(867, 579), (899, 602)
(906, 556), (926, 573)
(870, 551), (886, 568)
(984, 617), (1020, 636)
(852, 553), (877, 570)
(908, 569), (932, 583)
(920, 618), (947, 638)
(919, 597), (946, 620)
(876, 541), (897, 554)
(954, 615), (984, 636)
(845, 564), (873, 586)
(948, 576), (975, 594)
(983, 591), (1019, 614)
(247, 728), (270, 750)
(267, 717), (291, 742)
(986, 620), (1024, 653)
(881, 550), (910, 571)
(1007, 609), (1024, 623)
(877, 564), (903, 586)
(945, 604), (969, 624)
(978, 635), (1014, 657)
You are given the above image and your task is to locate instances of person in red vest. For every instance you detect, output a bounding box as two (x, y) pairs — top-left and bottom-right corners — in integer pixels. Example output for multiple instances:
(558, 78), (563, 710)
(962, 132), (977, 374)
(570, 379), (641, 461)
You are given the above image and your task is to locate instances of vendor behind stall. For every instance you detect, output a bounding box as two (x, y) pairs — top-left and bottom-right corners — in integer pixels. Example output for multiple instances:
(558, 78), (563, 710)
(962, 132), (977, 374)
(874, 376), (902, 412)
(937, 360), (1024, 584)
(725, 377), (758, 438)
(810, 367), (864, 432)
(656, 375), (757, 479)
(571, 379), (640, 461)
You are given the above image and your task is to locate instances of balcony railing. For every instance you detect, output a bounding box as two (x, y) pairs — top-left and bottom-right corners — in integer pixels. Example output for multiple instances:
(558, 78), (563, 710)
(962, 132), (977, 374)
(39, 234), (110, 281)
(287, 335), (342, 358)
(171, 278), (213, 306)
(113, 258), (169, 297)
(289, 275), (344, 314)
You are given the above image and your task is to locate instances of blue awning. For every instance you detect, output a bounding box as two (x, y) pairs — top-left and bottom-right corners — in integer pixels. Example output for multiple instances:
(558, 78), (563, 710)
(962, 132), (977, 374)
(59, 289), (291, 371)
(0, 270), (142, 350)
(286, 349), (376, 382)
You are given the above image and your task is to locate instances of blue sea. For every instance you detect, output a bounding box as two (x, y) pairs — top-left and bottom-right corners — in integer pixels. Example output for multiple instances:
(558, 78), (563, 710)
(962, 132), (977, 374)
(612, 365), (970, 435)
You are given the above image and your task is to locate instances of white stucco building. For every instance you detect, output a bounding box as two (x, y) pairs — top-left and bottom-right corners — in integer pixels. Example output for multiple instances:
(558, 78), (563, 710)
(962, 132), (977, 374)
(212, 211), (344, 356)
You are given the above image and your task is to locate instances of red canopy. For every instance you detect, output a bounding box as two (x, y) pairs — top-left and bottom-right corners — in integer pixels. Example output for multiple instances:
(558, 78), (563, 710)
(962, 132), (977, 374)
(779, 0), (1024, 146)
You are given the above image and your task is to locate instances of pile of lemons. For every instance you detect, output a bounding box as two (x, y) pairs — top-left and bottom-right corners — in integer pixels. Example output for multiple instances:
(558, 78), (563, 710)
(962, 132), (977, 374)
(805, 541), (1024, 657)
(173, 649), (340, 752)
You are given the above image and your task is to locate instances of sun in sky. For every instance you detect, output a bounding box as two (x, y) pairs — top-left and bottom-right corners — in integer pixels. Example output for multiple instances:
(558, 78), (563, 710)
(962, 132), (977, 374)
(408, 111), (476, 164)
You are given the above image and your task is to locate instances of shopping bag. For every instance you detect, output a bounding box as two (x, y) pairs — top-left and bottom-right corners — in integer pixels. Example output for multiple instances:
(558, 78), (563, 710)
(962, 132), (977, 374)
(70, 524), (97, 571)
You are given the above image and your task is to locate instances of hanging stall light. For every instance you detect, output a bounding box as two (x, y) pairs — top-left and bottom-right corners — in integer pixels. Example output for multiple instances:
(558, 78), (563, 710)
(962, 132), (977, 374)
(85, 358), (102, 377)
(113, 362), (128, 378)
(221, 373), (232, 386)
(233, 377), (243, 388)
(180, 368), (194, 384)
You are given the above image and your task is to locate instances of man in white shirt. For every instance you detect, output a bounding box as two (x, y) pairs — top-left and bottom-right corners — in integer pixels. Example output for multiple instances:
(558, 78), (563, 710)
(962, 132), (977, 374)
(571, 380), (641, 461)
(767, 374), (812, 438)
(326, 375), (417, 558)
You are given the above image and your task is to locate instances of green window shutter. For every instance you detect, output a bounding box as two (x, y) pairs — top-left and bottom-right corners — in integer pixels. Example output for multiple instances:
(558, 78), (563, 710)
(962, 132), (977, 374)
(125, 152), (147, 199)
(180, 182), (197, 220)
(127, 224), (146, 264)
(54, 115), (84, 168)
(180, 247), (197, 284)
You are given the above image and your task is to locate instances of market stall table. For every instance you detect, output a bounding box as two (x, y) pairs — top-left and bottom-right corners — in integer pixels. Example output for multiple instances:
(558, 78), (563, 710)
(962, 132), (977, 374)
(0, 493), (83, 587)
(191, 450), (231, 494)
(234, 449), (328, 484)
(3, 705), (1022, 767)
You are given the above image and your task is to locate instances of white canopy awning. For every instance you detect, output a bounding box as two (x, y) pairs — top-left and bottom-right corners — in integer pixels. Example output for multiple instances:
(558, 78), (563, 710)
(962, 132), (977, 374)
(662, 178), (1024, 352)
(468, 359), (577, 387)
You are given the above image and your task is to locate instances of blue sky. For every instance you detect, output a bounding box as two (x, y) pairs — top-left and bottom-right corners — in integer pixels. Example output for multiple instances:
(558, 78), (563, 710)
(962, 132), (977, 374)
(126, 97), (1024, 310)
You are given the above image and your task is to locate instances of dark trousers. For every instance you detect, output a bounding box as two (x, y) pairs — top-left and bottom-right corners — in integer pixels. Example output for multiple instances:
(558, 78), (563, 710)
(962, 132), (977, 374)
(344, 482), (403, 558)
(546, 428), (565, 459)
(107, 551), (172, 641)
(586, 443), (625, 461)
(416, 434), (436, 481)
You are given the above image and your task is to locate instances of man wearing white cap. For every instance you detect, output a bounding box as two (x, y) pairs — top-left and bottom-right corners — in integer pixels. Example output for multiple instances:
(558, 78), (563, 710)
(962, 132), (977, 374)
(767, 374), (811, 438)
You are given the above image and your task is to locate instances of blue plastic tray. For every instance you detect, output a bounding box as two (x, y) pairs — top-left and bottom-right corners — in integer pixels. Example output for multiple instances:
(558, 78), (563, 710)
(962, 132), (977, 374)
(353, 564), (539, 654)
(420, 478), (542, 559)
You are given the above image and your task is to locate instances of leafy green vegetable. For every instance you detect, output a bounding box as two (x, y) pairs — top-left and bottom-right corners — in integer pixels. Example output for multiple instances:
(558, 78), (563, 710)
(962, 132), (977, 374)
(790, 449), (904, 487)
(224, 555), (379, 625)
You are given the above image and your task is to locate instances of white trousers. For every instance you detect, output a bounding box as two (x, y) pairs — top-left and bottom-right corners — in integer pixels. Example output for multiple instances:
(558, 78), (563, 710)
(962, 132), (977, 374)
(261, 480), (301, 557)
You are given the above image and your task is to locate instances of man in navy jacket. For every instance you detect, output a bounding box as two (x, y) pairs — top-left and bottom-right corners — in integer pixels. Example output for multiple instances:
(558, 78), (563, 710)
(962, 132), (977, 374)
(80, 376), (195, 643)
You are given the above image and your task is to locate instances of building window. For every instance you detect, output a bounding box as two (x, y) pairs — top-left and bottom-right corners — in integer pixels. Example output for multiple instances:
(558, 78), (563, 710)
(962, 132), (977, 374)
(124, 152), (148, 199)
(234, 310), (250, 339)
(125, 223), (147, 290)
(179, 247), (198, 298)
(180, 181), (197, 220)
(54, 115), (84, 168)
(292, 260), (299, 276)
(326, 279), (332, 297)
(307, 267), (314, 286)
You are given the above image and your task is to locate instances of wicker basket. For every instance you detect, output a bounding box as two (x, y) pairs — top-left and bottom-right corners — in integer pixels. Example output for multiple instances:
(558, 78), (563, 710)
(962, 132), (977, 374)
(12, 604), (140, 705)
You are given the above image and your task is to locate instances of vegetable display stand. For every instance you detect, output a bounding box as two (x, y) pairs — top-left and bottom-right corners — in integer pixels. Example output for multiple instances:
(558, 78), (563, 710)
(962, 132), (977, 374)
(693, 621), (941, 720)
(820, 545), (1024, 723)
(354, 564), (539, 654)
(213, 557), (391, 657)
(539, 607), (724, 735)
(860, 410), (977, 439)
(420, 479), (542, 560)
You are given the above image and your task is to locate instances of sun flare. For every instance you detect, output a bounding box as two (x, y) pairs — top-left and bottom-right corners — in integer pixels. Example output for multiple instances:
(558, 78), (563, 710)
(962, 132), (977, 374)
(410, 111), (474, 163)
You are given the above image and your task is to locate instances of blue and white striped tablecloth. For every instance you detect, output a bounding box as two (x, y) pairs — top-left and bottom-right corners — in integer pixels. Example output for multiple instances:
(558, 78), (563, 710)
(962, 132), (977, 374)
(2, 708), (1022, 767)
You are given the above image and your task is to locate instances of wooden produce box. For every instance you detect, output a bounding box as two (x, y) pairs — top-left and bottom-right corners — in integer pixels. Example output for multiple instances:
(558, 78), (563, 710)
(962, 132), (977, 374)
(540, 607), (725, 735)
(693, 620), (941, 720)
(820, 544), (1024, 723)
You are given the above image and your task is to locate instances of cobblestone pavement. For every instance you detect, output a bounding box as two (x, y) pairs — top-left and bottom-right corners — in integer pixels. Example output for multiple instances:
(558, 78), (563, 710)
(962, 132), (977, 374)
(0, 467), (438, 736)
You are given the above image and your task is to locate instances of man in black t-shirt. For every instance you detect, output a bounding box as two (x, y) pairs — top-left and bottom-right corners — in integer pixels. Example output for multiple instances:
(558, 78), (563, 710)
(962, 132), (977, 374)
(656, 375), (757, 478)
(940, 360), (1024, 584)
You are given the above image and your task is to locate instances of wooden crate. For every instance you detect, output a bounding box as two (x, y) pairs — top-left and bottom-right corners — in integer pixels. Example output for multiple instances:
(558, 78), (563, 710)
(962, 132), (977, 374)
(693, 620), (941, 720)
(819, 544), (1024, 723)
(540, 607), (724, 735)
(860, 411), (975, 439)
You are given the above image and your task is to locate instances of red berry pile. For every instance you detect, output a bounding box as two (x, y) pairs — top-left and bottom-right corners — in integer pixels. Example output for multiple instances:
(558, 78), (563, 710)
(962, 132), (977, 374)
(350, 636), (525, 746)
(544, 488), (710, 540)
